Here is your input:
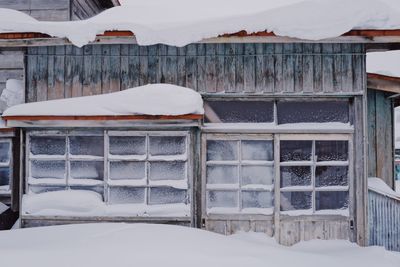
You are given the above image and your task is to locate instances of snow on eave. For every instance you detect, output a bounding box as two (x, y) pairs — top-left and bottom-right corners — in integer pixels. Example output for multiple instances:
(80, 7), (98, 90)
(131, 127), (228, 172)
(368, 177), (400, 200)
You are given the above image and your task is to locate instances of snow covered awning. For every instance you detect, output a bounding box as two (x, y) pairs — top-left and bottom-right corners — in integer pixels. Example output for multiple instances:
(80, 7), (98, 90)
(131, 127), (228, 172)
(2, 84), (204, 127)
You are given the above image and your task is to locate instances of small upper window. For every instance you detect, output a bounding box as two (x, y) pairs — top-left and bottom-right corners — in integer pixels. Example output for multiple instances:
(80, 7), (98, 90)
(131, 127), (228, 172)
(204, 101), (274, 123)
(277, 101), (349, 124)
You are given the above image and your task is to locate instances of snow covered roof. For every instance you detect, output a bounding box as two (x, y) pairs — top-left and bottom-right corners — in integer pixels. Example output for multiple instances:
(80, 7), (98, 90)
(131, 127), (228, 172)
(1, 0), (400, 47)
(367, 51), (400, 79)
(2, 84), (204, 120)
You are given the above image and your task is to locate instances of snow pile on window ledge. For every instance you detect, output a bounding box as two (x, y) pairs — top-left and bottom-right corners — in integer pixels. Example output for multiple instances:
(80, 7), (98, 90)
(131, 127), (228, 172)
(3, 84), (204, 117)
(0, 223), (399, 267)
(368, 177), (400, 200)
(1, 0), (400, 46)
(22, 190), (190, 217)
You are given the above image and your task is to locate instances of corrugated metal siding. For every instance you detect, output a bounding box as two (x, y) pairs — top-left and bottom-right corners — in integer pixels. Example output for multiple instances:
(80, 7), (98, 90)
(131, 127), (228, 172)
(25, 43), (366, 102)
(368, 190), (400, 251)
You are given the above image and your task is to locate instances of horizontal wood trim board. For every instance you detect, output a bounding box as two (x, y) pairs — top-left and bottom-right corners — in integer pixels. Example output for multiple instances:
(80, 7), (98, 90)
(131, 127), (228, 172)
(367, 73), (400, 94)
(3, 114), (203, 121)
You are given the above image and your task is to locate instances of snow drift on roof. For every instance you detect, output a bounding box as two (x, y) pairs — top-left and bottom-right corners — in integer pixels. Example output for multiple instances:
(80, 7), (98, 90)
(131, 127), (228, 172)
(367, 51), (400, 78)
(1, 0), (400, 46)
(3, 84), (204, 117)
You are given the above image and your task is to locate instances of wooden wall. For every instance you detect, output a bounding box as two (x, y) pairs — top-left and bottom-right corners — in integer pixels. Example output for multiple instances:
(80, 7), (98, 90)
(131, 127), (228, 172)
(71, 0), (115, 20)
(0, 49), (24, 96)
(25, 43), (366, 102)
(367, 89), (394, 189)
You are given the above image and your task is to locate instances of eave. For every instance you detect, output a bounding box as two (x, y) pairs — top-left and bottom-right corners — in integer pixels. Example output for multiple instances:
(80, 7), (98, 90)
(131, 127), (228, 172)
(367, 73), (400, 94)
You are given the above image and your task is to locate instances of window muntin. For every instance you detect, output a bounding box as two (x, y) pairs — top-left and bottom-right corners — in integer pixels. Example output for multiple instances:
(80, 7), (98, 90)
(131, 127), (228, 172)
(279, 139), (350, 215)
(205, 135), (274, 215)
(27, 131), (191, 217)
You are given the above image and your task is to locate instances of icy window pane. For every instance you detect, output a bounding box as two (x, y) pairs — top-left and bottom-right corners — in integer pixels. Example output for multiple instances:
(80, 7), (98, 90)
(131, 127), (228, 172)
(109, 187), (145, 204)
(109, 136), (145, 155)
(207, 140), (238, 161)
(316, 166), (348, 187)
(69, 136), (104, 156)
(205, 101), (274, 123)
(29, 186), (65, 194)
(315, 141), (348, 161)
(280, 141), (312, 162)
(149, 136), (186, 156)
(207, 165), (238, 184)
(30, 136), (65, 156)
(277, 101), (349, 124)
(242, 191), (273, 209)
(241, 140), (273, 161)
(69, 186), (104, 199)
(315, 191), (349, 210)
(280, 166), (311, 187)
(149, 162), (186, 180)
(0, 167), (10, 186)
(70, 161), (103, 180)
(31, 160), (65, 179)
(242, 166), (273, 186)
(280, 191), (312, 211)
(0, 142), (10, 163)
(149, 187), (187, 204)
(208, 190), (238, 208)
(109, 161), (145, 180)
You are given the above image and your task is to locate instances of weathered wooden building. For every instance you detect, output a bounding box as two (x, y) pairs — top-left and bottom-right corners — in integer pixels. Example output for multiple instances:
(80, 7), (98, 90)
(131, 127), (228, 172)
(0, 13), (399, 248)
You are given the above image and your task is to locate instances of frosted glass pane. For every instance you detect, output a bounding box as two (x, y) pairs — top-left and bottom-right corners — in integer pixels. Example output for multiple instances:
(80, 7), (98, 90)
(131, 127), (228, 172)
(242, 166), (273, 186)
(149, 187), (187, 204)
(109, 187), (145, 204)
(242, 191), (273, 209)
(149, 162), (186, 180)
(0, 167), (10, 186)
(69, 136), (104, 156)
(109, 136), (145, 155)
(316, 166), (348, 187)
(280, 141), (312, 162)
(149, 136), (186, 156)
(207, 140), (238, 161)
(31, 160), (65, 179)
(281, 192), (312, 211)
(208, 190), (238, 208)
(207, 165), (238, 184)
(70, 161), (103, 180)
(316, 191), (349, 210)
(241, 140), (273, 161)
(315, 141), (348, 161)
(110, 161), (145, 180)
(280, 166), (311, 187)
(30, 136), (65, 156)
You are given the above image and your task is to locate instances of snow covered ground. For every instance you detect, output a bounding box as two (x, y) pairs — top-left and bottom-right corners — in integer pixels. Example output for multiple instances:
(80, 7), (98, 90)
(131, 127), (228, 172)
(0, 223), (398, 267)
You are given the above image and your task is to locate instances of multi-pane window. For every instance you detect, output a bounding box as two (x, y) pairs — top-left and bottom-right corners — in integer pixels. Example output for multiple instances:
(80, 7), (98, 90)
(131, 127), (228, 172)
(27, 131), (190, 216)
(0, 139), (12, 196)
(205, 135), (274, 215)
(279, 138), (350, 215)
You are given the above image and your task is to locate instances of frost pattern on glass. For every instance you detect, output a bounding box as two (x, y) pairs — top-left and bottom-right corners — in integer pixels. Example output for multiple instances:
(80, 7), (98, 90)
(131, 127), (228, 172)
(242, 165), (273, 186)
(149, 187), (187, 204)
(31, 160), (65, 179)
(280, 166), (311, 187)
(208, 190), (238, 208)
(30, 136), (65, 156)
(109, 136), (145, 155)
(315, 141), (348, 161)
(242, 191), (273, 209)
(207, 140), (238, 161)
(280, 141), (312, 162)
(69, 136), (104, 156)
(149, 136), (186, 156)
(109, 187), (145, 204)
(280, 191), (312, 211)
(110, 161), (145, 180)
(316, 166), (348, 187)
(241, 140), (273, 161)
(0, 142), (10, 163)
(0, 167), (10, 186)
(207, 165), (238, 184)
(149, 161), (185, 180)
(29, 186), (65, 194)
(70, 161), (103, 180)
(316, 191), (349, 210)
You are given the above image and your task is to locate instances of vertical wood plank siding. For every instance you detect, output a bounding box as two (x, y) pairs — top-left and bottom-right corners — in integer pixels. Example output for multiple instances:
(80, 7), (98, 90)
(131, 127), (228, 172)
(25, 43), (366, 101)
(368, 190), (400, 251)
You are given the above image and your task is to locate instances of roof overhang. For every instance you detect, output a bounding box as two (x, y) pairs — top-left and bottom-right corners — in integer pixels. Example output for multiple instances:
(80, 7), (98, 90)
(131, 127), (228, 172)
(367, 73), (400, 94)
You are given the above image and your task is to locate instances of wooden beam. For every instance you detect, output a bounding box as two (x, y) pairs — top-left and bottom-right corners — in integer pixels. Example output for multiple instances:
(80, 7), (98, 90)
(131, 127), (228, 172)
(367, 73), (400, 94)
(3, 114), (203, 121)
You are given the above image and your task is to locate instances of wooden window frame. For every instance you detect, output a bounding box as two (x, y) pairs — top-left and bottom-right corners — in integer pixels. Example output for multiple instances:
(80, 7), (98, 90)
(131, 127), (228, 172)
(0, 138), (13, 197)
